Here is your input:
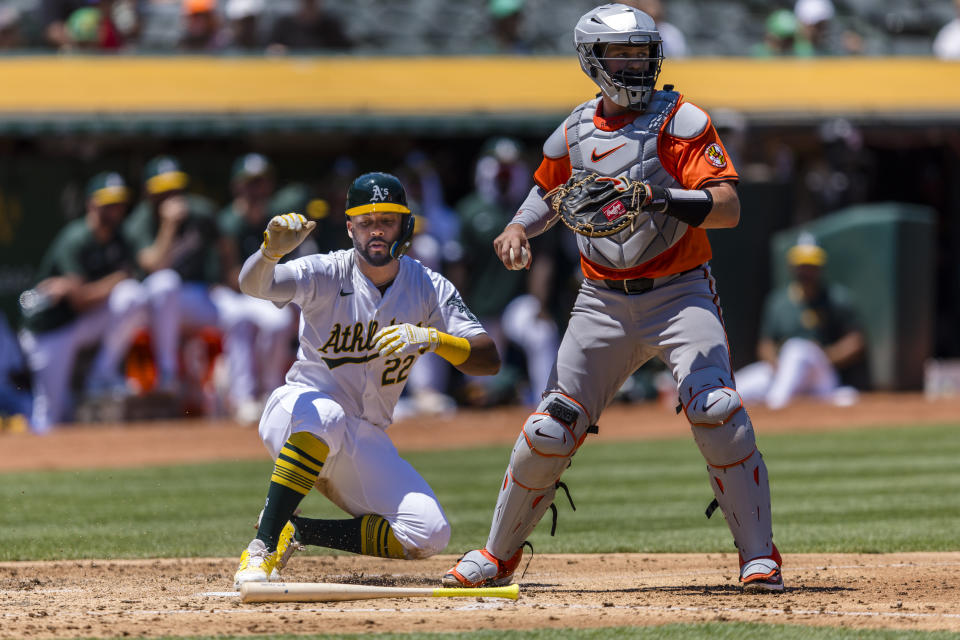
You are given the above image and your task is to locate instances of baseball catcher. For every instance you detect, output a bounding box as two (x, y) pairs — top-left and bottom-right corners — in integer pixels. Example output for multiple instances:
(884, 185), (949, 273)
(443, 3), (782, 593)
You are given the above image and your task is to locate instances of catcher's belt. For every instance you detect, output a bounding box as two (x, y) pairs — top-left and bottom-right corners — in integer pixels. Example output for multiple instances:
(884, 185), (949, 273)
(596, 266), (700, 295)
(600, 277), (656, 295)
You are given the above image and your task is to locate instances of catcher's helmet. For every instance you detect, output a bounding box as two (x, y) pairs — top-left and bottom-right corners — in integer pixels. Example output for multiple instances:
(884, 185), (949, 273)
(345, 172), (414, 259)
(574, 3), (664, 110)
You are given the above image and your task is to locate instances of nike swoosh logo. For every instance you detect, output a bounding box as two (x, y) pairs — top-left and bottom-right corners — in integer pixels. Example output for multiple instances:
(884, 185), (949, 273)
(339, 289), (353, 296)
(704, 398), (722, 411)
(534, 427), (559, 440)
(591, 143), (626, 163)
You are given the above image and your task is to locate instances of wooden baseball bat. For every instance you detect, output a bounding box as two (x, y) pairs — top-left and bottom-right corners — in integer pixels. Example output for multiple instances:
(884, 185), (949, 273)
(241, 581), (519, 603)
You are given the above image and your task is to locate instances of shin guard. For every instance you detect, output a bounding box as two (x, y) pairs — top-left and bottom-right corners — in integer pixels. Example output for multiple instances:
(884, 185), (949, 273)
(680, 367), (775, 563)
(485, 393), (591, 560)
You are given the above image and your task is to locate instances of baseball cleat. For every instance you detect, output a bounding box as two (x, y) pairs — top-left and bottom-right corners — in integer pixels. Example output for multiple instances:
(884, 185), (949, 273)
(233, 538), (280, 590)
(253, 508), (302, 580)
(274, 520), (304, 576)
(740, 545), (784, 592)
(740, 558), (783, 593)
(442, 547), (523, 587)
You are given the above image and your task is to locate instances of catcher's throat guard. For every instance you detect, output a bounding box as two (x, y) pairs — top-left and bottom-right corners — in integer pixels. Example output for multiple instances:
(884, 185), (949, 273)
(548, 172), (653, 238)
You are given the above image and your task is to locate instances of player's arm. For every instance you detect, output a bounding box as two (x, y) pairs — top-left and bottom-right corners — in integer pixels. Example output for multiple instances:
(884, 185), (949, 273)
(757, 337), (778, 367)
(136, 194), (189, 273)
(823, 329), (865, 370)
(456, 333), (500, 376)
(494, 124), (568, 271)
(493, 185), (561, 272)
(639, 178), (740, 230)
(64, 271), (130, 312)
(699, 181), (740, 229)
(238, 213), (315, 303)
(653, 102), (741, 229)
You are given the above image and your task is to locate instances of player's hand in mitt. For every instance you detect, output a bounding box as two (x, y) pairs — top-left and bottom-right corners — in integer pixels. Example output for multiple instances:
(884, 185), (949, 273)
(261, 213), (316, 262)
(549, 171), (662, 237)
(372, 323), (471, 366)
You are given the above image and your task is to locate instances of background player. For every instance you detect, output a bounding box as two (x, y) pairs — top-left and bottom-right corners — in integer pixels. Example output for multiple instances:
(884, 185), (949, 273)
(736, 233), (865, 409)
(233, 172), (500, 588)
(213, 153), (297, 423)
(122, 155), (225, 393)
(443, 3), (782, 592)
(18, 172), (147, 433)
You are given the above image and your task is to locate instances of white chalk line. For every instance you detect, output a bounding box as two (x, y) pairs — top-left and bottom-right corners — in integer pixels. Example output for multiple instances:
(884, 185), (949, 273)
(618, 560), (960, 579)
(2, 598), (959, 624)
(0, 587), (83, 595)
(76, 601), (960, 622)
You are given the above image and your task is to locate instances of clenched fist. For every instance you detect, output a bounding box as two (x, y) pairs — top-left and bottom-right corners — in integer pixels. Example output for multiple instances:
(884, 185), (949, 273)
(372, 323), (438, 358)
(261, 213), (316, 261)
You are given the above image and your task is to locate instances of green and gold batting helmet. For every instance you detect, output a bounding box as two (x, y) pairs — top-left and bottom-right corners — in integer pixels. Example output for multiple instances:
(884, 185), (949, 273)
(345, 172), (414, 259)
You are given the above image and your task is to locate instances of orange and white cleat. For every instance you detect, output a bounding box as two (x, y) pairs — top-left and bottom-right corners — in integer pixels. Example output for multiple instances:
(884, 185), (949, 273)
(442, 547), (523, 587)
(740, 544), (784, 592)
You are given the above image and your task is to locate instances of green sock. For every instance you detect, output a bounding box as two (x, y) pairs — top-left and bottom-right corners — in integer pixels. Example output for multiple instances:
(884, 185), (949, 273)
(256, 482), (305, 551)
(291, 514), (406, 559)
(256, 432), (329, 551)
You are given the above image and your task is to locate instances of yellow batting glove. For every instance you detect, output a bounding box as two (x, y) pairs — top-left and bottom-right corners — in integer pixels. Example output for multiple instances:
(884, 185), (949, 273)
(261, 213), (316, 262)
(372, 323), (471, 366)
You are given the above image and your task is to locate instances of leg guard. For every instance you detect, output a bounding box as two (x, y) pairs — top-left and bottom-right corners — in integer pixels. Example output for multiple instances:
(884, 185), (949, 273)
(485, 392), (591, 560)
(680, 367), (775, 564)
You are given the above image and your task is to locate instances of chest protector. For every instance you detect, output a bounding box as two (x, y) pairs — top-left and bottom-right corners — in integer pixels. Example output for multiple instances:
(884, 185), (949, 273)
(565, 92), (685, 270)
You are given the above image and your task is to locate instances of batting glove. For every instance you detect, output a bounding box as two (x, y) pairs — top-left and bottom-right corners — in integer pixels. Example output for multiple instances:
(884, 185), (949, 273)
(372, 323), (471, 366)
(261, 213), (316, 262)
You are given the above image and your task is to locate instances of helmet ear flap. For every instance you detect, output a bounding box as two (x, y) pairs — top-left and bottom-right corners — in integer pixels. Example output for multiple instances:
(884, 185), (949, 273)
(389, 213), (415, 259)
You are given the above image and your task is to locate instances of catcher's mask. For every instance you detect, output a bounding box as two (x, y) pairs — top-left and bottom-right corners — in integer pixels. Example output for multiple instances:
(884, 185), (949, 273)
(574, 4), (664, 110)
(345, 172), (414, 259)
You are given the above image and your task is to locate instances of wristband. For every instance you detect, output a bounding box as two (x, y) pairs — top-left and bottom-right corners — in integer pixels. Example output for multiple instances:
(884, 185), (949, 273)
(645, 185), (713, 228)
(260, 243), (282, 262)
(431, 329), (471, 366)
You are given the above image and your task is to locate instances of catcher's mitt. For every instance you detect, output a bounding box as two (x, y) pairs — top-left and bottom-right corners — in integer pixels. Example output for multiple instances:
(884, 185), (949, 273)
(548, 171), (652, 237)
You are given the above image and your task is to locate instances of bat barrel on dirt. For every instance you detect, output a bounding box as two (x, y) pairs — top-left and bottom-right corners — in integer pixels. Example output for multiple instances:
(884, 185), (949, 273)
(240, 581), (519, 603)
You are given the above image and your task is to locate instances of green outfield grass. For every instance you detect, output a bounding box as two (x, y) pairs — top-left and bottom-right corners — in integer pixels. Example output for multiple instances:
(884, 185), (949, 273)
(2, 422), (959, 561)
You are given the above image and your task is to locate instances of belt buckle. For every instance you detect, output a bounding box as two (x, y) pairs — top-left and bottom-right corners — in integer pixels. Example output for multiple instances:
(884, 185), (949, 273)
(622, 280), (630, 295)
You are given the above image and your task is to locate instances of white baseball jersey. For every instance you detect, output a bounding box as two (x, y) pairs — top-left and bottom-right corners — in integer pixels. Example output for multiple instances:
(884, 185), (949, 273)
(283, 249), (485, 428)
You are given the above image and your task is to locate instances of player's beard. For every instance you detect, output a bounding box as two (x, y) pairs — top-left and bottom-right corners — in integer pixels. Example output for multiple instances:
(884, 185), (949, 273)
(353, 236), (395, 267)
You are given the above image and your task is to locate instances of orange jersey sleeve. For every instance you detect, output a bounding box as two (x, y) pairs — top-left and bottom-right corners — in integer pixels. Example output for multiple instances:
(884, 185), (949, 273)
(533, 154), (572, 192)
(658, 101), (738, 190)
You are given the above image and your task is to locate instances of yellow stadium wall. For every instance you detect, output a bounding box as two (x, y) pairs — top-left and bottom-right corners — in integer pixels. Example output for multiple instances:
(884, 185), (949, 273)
(0, 56), (958, 116)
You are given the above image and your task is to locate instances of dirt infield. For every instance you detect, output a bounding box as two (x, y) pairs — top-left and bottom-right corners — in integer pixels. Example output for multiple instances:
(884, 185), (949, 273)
(2, 393), (960, 638)
(2, 552), (960, 638)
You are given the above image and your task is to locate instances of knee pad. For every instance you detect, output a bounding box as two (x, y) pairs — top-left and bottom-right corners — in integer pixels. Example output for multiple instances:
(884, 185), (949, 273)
(486, 393), (591, 558)
(510, 393), (591, 489)
(690, 407), (757, 468)
(679, 366), (743, 427)
(682, 367), (755, 466)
